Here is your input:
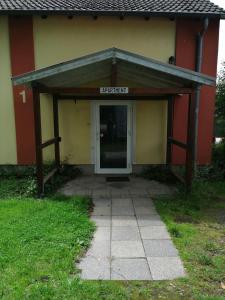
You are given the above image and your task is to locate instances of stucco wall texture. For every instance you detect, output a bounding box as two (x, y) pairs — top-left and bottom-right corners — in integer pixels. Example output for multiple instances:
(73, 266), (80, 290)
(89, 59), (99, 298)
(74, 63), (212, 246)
(0, 16), (17, 164)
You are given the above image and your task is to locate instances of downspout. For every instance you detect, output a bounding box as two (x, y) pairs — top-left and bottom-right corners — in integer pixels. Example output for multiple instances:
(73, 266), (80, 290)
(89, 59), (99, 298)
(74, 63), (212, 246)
(194, 18), (209, 166)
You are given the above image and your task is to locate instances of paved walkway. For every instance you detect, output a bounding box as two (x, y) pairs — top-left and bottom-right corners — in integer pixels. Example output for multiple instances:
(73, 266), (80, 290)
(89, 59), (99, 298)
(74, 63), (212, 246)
(60, 176), (185, 280)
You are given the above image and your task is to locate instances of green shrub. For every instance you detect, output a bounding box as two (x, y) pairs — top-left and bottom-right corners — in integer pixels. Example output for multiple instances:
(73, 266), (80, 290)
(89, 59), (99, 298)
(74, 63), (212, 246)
(192, 141), (225, 182)
(0, 164), (81, 198)
(0, 165), (36, 178)
(44, 165), (81, 196)
(0, 177), (37, 198)
(140, 165), (177, 184)
(212, 141), (225, 166)
(195, 165), (225, 181)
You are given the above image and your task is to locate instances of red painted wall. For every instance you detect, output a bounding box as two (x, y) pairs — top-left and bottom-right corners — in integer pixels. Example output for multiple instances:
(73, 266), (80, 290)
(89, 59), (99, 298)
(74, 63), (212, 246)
(173, 19), (219, 165)
(9, 16), (36, 164)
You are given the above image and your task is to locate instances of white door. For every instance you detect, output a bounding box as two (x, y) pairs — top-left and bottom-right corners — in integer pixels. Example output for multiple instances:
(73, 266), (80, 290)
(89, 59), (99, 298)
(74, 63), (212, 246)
(95, 101), (132, 174)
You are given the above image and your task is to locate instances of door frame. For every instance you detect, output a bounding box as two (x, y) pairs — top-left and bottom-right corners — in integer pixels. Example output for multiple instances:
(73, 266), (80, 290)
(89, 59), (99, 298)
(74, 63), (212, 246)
(93, 100), (133, 174)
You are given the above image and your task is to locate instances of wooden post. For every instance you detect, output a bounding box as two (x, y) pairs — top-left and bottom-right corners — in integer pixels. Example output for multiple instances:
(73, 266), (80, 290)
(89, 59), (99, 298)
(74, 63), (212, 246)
(111, 59), (117, 86)
(53, 94), (60, 169)
(166, 96), (174, 165)
(32, 86), (44, 197)
(185, 91), (197, 190)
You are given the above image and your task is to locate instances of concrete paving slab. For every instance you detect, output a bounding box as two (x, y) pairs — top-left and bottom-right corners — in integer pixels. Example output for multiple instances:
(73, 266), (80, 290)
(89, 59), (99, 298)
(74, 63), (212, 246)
(93, 227), (111, 241)
(92, 189), (111, 198)
(78, 256), (110, 280)
(92, 198), (111, 207)
(147, 257), (185, 280)
(86, 240), (110, 258)
(112, 205), (135, 216)
(133, 198), (154, 207)
(129, 189), (149, 197)
(137, 215), (164, 226)
(91, 216), (111, 227)
(134, 206), (157, 215)
(112, 226), (141, 241)
(112, 215), (138, 227)
(143, 240), (178, 257)
(112, 198), (133, 206)
(92, 206), (111, 216)
(140, 226), (170, 239)
(108, 182), (130, 189)
(111, 241), (145, 258)
(134, 203), (155, 210)
(111, 258), (152, 280)
(111, 191), (131, 198)
(87, 183), (106, 190)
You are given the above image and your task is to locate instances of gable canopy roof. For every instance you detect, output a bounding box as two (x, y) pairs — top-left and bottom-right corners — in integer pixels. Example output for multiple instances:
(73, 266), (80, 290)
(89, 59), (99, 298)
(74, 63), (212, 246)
(1, 0), (225, 18)
(12, 48), (215, 90)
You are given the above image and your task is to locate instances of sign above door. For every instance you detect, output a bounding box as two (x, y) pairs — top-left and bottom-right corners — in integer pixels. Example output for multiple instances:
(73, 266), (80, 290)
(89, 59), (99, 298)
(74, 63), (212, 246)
(100, 87), (129, 94)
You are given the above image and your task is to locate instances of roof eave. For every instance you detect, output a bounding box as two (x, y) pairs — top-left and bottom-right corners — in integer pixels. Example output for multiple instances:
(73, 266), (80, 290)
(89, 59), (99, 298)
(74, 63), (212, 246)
(0, 9), (224, 19)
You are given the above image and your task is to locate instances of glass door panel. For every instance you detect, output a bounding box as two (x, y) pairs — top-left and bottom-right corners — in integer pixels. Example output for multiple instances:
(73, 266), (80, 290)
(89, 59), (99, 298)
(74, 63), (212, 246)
(99, 105), (127, 169)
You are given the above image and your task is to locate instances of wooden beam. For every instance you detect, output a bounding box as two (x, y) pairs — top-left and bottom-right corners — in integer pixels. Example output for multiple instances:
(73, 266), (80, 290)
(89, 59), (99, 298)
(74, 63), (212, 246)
(53, 95), (60, 169)
(171, 167), (186, 184)
(166, 96), (174, 164)
(168, 138), (187, 149)
(32, 87), (43, 198)
(43, 167), (58, 185)
(56, 95), (169, 101)
(128, 88), (193, 95)
(111, 61), (117, 86)
(41, 137), (61, 149)
(36, 86), (194, 95)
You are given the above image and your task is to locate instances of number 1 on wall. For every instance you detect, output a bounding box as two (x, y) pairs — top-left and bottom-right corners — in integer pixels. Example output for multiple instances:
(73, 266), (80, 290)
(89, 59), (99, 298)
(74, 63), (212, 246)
(19, 90), (26, 103)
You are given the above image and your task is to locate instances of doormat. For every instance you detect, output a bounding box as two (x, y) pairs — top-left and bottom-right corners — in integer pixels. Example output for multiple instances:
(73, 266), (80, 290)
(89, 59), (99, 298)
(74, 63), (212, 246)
(106, 176), (130, 182)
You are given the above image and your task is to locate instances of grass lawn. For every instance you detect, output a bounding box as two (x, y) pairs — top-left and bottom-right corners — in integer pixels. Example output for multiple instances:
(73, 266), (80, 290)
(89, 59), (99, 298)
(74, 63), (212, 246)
(0, 178), (225, 299)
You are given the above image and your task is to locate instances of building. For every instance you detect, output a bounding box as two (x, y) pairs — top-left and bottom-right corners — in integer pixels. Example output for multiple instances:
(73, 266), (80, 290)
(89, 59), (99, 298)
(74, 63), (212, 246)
(0, 0), (224, 194)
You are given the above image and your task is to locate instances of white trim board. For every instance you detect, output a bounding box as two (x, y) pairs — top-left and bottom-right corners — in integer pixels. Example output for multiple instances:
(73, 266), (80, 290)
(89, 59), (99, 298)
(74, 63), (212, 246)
(91, 100), (134, 174)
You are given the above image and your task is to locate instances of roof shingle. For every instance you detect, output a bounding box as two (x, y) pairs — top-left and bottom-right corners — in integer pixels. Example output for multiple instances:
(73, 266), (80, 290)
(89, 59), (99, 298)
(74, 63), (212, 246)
(0, 0), (224, 18)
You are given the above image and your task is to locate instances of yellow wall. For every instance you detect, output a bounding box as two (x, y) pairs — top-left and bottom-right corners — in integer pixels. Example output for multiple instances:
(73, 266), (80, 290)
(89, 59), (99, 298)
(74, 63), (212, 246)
(0, 16), (17, 164)
(33, 16), (175, 67)
(59, 101), (91, 164)
(40, 94), (54, 162)
(136, 101), (167, 164)
(32, 16), (175, 164)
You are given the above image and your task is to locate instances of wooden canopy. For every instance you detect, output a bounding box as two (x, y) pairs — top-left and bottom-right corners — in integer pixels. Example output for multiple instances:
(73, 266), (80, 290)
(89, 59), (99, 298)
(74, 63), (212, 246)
(13, 47), (215, 89)
(12, 48), (216, 197)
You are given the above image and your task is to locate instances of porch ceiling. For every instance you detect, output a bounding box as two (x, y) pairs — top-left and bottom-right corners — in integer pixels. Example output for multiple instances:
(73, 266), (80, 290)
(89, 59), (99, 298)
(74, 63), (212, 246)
(12, 47), (215, 89)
